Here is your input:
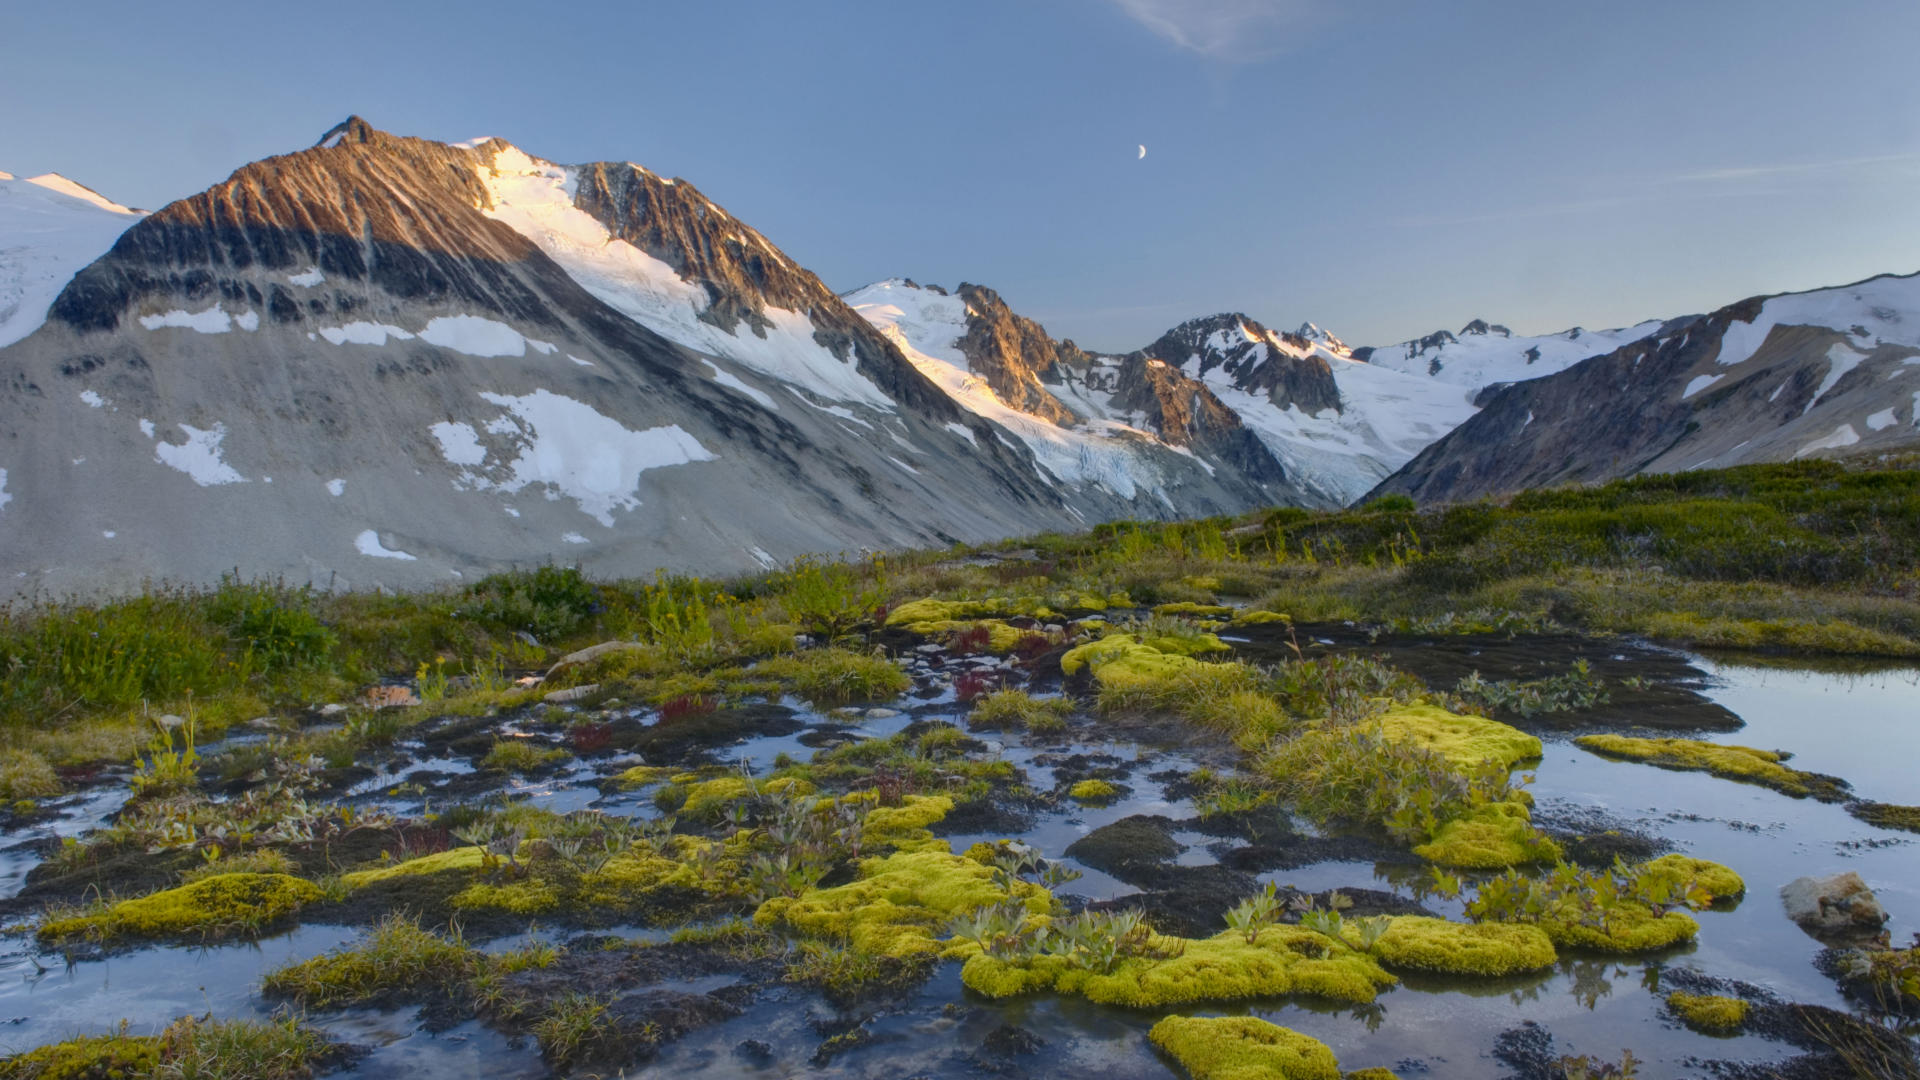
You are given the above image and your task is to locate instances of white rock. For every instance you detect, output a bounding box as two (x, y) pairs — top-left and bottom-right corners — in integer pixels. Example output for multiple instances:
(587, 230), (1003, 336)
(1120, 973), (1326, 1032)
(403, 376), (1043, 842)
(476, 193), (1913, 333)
(1781, 871), (1888, 936)
(544, 684), (600, 704)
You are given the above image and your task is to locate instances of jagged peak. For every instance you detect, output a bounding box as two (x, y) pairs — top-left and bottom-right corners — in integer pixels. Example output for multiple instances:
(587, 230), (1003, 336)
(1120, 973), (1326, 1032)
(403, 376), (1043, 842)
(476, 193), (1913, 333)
(1460, 319), (1512, 337)
(314, 116), (379, 148)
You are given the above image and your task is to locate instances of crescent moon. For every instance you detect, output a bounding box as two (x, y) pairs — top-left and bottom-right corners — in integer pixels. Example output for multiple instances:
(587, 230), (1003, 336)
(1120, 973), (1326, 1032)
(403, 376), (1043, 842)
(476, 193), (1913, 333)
(1138, 145), (1147, 160)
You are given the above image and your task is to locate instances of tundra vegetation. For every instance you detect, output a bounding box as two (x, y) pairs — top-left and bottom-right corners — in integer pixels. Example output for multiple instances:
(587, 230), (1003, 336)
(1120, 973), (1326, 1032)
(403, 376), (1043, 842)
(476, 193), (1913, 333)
(0, 458), (1917, 1076)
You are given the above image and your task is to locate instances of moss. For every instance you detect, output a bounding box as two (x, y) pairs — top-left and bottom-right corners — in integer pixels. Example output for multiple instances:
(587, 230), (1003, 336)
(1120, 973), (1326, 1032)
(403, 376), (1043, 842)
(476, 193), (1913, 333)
(1343, 1070), (1401, 1080)
(1574, 734), (1844, 799)
(1413, 802), (1561, 870)
(615, 764), (676, 788)
(1371, 916), (1557, 976)
(964, 926), (1396, 1007)
(1059, 637), (1216, 690)
(1153, 601), (1236, 618)
(343, 846), (490, 888)
(969, 689), (1072, 731)
(885, 598), (1008, 626)
(38, 873), (323, 944)
(263, 914), (478, 1008)
(1850, 800), (1920, 833)
(757, 847), (1047, 959)
(452, 878), (563, 914)
(862, 794), (953, 846)
(0, 748), (62, 802)
(754, 648), (909, 706)
(1147, 1015), (1341, 1080)
(1544, 907), (1698, 953)
(1374, 704), (1542, 771)
(480, 739), (568, 772)
(1637, 854), (1745, 902)
(897, 618), (1026, 652)
(1229, 609), (1292, 626)
(0, 1026), (161, 1079)
(1668, 991), (1750, 1032)
(1068, 779), (1121, 803)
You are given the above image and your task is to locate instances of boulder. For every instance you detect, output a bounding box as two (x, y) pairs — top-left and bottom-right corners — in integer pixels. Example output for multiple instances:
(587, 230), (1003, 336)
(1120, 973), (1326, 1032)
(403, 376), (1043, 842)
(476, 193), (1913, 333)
(1781, 871), (1887, 937)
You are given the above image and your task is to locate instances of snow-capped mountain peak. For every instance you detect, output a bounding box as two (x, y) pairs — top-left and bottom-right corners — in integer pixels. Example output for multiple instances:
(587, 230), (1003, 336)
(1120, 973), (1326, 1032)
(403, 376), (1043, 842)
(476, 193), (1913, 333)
(0, 169), (145, 348)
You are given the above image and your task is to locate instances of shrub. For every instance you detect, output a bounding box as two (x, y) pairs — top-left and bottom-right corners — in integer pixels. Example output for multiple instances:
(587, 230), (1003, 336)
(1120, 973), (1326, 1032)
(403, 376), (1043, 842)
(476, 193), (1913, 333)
(461, 565), (601, 641)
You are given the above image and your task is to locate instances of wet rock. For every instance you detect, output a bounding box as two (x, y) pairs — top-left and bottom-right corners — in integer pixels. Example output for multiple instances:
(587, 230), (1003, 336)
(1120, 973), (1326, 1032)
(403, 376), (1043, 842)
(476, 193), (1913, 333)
(735, 1039), (774, 1062)
(542, 640), (649, 682)
(542, 683), (599, 704)
(980, 1024), (1045, 1056)
(1063, 815), (1182, 883)
(1781, 872), (1887, 938)
(1088, 865), (1261, 938)
(317, 703), (348, 717)
(865, 707), (901, 719)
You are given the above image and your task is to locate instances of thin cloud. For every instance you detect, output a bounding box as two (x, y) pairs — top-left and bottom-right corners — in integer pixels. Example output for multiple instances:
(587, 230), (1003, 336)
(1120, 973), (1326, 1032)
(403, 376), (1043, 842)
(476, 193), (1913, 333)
(1107, 0), (1333, 61)
(1666, 152), (1920, 184)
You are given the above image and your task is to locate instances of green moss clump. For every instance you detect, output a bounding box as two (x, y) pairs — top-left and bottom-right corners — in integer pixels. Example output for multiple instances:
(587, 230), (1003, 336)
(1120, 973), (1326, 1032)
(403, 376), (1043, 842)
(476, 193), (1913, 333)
(1059, 638), (1212, 690)
(1574, 734), (1844, 800)
(38, 873), (323, 944)
(1343, 1070), (1401, 1080)
(1229, 609), (1292, 626)
(480, 739), (568, 773)
(969, 689), (1072, 732)
(264, 913), (479, 1008)
(963, 926), (1396, 1007)
(1147, 1015), (1341, 1080)
(1152, 601), (1236, 618)
(885, 598), (1010, 627)
(0, 1026), (161, 1079)
(1374, 704), (1542, 771)
(1668, 991), (1750, 1032)
(1413, 801), (1562, 870)
(1848, 800), (1920, 833)
(754, 648), (909, 706)
(758, 847), (1048, 959)
(1371, 916), (1557, 976)
(1637, 854), (1745, 902)
(861, 794), (954, 847)
(343, 846), (490, 888)
(1068, 779), (1121, 803)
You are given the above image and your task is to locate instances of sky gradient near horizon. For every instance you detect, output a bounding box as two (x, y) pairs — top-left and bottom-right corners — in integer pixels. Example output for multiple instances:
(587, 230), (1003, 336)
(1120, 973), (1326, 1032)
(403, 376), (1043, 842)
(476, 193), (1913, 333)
(5, 0), (1919, 351)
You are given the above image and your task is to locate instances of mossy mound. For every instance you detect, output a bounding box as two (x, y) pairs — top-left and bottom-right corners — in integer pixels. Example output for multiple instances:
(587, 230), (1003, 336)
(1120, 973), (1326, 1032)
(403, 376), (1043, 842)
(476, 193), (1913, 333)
(343, 846), (489, 887)
(1543, 907), (1698, 953)
(1153, 602), (1235, 618)
(1147, 1015), (1340, 1080)
(1060, 637), (1229, 690)
(863, 794), (954, 848)
(0, 1028), (161, 1078)
(969, 689), (1073, 731)
(1849, 800), (1920, 833)
(1638, 854), (1744, 902)
(757, 846), (1047, 959)
(1574, 734), (1847, 800)
(909, 619), (1026, 653)
(1228, 610), (1292, 626)
(1668, 990), (1750, 1032)
(962, 926), (1396, 1007)
(886, 598), (1009, 628)
(38, 873), (323, 944)
(1372, 916), (1557, 976)
(1068, 779), (1121, 803)
(1414, 802), (1561, 870)
(1375, 704), (1542, 771)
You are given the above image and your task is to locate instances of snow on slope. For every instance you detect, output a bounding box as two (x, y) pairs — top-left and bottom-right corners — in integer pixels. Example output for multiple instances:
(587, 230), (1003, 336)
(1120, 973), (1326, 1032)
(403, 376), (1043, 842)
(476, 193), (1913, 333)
(0, 171), (143, 347)
(1366, 319), (1665, 393)
(471, 144), (892, 409)
(847, 280), (1183, 502)
(1713, 273), (1920, 368)
(1158, 318), (1479, 504)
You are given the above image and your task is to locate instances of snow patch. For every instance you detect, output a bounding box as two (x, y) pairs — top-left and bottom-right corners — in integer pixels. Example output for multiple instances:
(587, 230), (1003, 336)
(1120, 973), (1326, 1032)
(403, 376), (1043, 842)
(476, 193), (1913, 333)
(702, 359), (777, 409)
(234, 310), (259, 332)
(78, 390), (104, 408)
(1794, 423), (1861, 459)
(0, 468), (9, 511)
(319, 322), (414, 346)
(355, 530), (417, 561)
(1681, 373), (1724, 400)
(945, 422), (978, 446)
(568, 355), (595, 368)
(433, 389), (716, 525)
(1806, 342), (1867, 412)
(0, 172), (144, 347)
(288, 266), (325, 287)
(138, 418), (154, 437)
(748, 546), (776, 569)
(326, 478), (346, 496)
(561, 532), (588, 544)
(429, 421), (489, 467)
(886, 455), (921, 476)
(1865, 408), (1897, 431)
(102, 530), (115, 539)
(139, 306), (235, 334)
(151, 423), (246, 486)
(419, 315), (532, 358)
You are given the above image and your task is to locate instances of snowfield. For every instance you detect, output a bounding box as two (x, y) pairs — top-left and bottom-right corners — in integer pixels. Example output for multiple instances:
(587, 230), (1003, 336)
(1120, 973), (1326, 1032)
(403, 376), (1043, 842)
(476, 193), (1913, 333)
(0, 171), (143, 348)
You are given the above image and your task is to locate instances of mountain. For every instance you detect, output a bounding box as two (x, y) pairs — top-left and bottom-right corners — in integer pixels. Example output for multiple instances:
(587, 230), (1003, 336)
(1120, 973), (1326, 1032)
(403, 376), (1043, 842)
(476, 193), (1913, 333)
(1355, 316), (1673, 402)
(0, 170), (144, 349)
(1371, 273), (1920, 503)
(0, 119), (1313, 596)
(847, 282), (1479, 507)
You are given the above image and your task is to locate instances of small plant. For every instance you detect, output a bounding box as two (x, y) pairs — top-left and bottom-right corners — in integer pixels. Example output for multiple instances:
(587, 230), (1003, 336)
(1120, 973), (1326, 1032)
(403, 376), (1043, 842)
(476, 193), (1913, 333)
(1224, 883), (1283, 944)
(659, 693), (718, 722)
(775, 554), (888, 641)
(567, 720), (613, 753)
(480, 739), (567, 773)
(131, 702), (200, 798)
(531, 992), (612, 1067)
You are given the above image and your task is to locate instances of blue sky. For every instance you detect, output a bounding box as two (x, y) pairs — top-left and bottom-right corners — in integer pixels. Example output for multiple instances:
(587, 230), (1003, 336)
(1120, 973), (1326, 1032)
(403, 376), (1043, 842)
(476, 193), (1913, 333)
(5, 0), (1918, 350)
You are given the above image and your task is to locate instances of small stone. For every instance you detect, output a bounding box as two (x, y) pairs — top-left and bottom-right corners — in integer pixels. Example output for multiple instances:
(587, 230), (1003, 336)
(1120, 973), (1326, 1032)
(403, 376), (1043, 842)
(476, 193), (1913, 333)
(864, 708), (900, 720)
(156, 714), (186, 730)
(1782, 871), (1888, 937)
(317, 703), (348, 717)
(543, 683), (600, 704)
(247, 716), (281, 730)
(735, 1039), (773, 1061)
(915, 644), (946, 654)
